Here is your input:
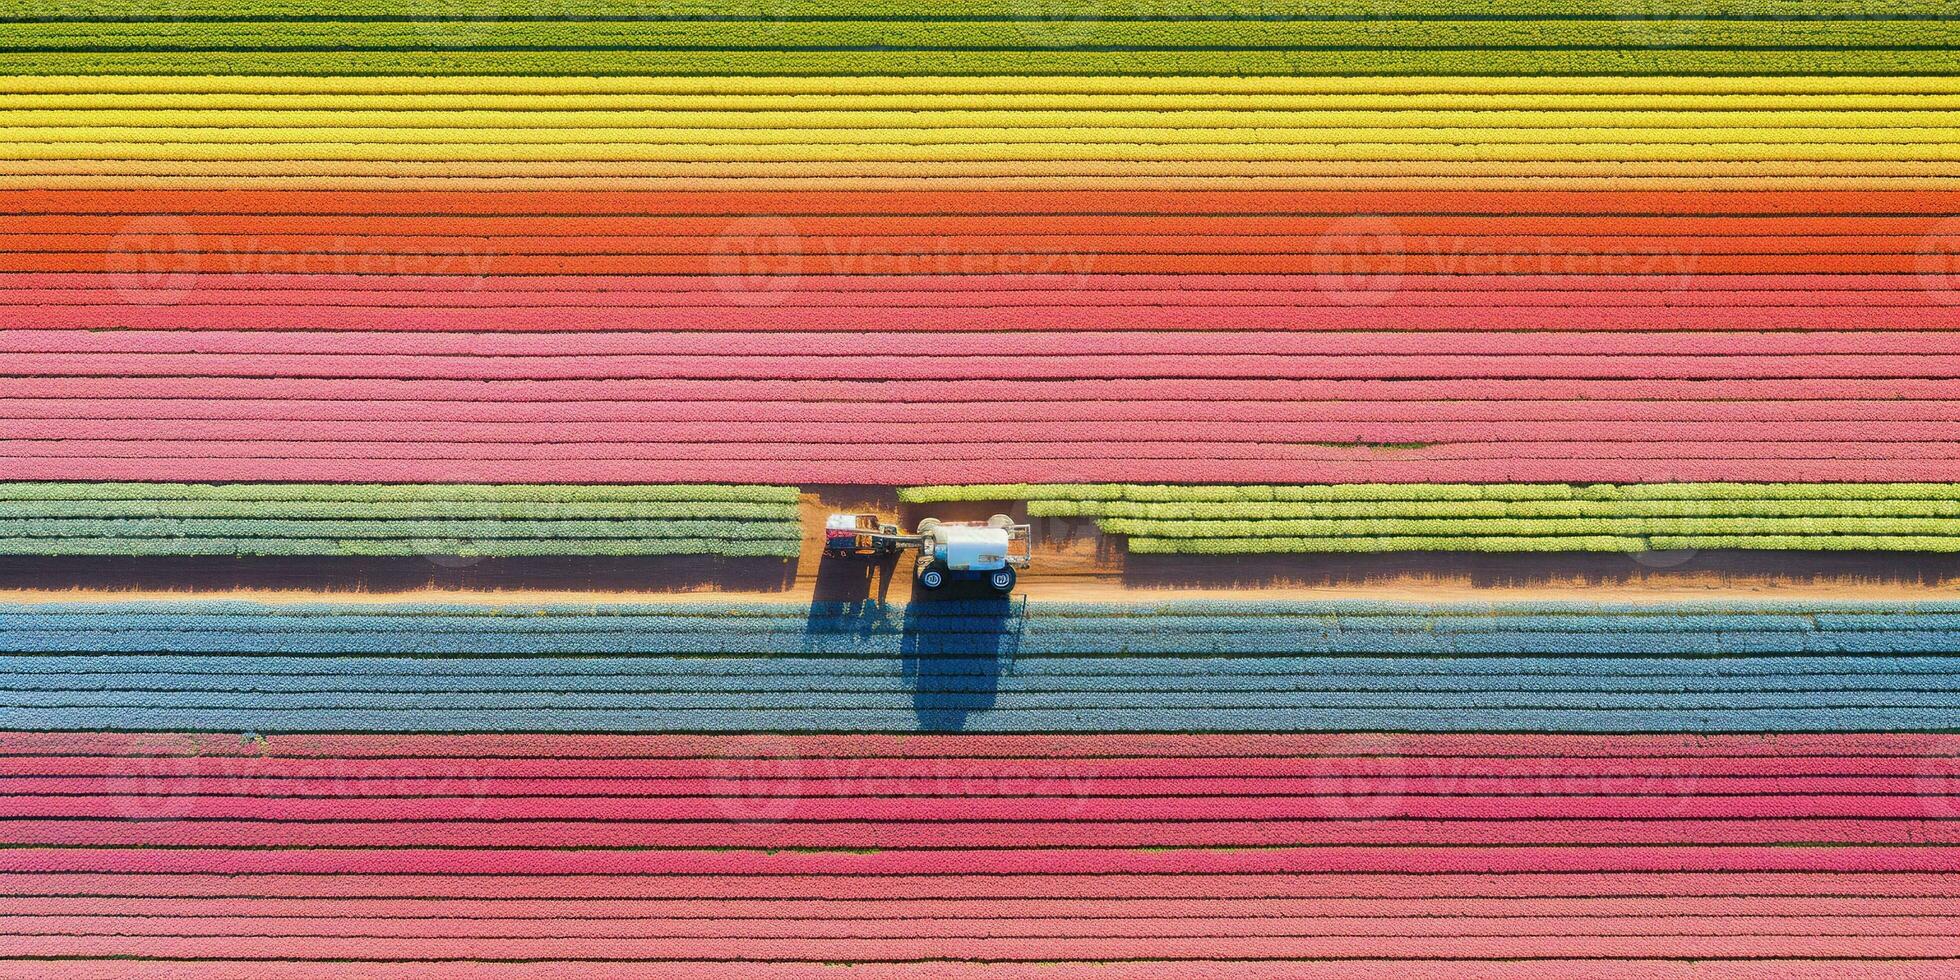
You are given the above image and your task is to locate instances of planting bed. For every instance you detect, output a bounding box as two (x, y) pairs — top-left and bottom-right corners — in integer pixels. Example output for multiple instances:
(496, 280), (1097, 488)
(0, 483), (802, 558)
(2, 729), (1957, 974)
(906, 483), (1960, 553)
(11, 2), (1960, 973)
(7, 598), (1960, 732)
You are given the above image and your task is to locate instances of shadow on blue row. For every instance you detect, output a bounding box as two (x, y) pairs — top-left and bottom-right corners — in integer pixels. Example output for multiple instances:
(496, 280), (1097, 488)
(808, 587), (1022, 732)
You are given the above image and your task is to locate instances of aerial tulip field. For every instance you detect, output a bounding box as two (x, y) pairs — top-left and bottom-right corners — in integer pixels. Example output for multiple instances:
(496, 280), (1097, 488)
(4, 3), (1960, 976)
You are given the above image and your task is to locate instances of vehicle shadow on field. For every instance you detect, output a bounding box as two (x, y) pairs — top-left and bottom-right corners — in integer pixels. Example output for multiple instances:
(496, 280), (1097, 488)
(809, 548), (901, 604)
(900, 586), (1021, 734)
(806, 553), (1022, 733)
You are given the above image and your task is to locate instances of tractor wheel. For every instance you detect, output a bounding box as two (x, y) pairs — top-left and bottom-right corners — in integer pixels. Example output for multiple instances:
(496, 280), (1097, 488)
(988, 567), (1016, 594)
(986, 514), (1014, 529)
(917, 563), (947, 590)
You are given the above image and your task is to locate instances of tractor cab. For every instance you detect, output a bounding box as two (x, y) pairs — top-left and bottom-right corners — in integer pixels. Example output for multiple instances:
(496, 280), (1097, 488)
(817, 512), (1031, 595)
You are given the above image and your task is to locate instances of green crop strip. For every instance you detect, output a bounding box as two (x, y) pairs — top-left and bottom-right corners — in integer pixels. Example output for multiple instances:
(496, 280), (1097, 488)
(905, 484), (1960, 553)
(1101, 516), (1960, 537)
(1126, 534), (1960, 553)
(0, 500), (801, 520)
(0, 483), (803, 559)
(0, 518), (802, 540)
(4, 9), (1960, 74)
(0, 536), (802, 557)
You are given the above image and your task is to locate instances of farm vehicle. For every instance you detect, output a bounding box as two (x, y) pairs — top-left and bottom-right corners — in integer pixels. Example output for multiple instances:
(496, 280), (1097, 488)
(821, 512), (1031, 595)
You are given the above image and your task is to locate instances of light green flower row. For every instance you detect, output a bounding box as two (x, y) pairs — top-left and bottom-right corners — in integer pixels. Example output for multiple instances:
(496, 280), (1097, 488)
(0, 519), (800, 541)
(0, 500), (798, 521)
(0, 537), (801, 558)
(1102, 517), (1960, 539)
(5, 13), (1960, 76)
(0, 484), (804, 559)
(905, 484), (1960, 554)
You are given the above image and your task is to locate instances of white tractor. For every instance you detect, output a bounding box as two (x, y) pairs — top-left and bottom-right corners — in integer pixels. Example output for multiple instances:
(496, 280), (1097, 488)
(821, 513), (1031, 595)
